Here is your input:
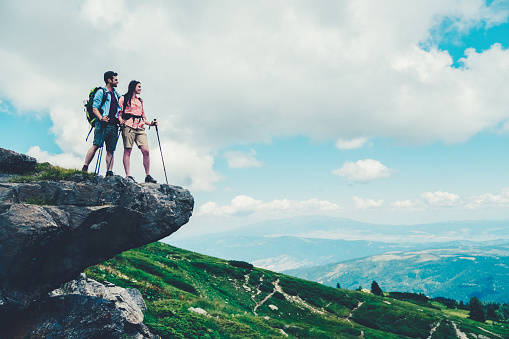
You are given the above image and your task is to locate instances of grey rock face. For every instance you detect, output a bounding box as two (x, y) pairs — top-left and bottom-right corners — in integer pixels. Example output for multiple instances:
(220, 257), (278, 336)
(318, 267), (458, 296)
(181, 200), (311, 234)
(0, 294), (124, 338)
(51, 273), (147, 325)
(0, 175), (194, 312)
(0, 148), (36, 174)
(45, 273), (158, 338)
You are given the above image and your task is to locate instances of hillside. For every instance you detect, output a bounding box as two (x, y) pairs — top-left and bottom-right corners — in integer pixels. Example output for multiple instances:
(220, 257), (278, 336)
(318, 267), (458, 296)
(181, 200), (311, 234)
(85, 242), (509, 338)
(285, 244), (509, 303)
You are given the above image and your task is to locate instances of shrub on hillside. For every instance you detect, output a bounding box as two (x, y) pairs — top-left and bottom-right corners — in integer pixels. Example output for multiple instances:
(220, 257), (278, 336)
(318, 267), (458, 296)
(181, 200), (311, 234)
(259, 284), (273, 293)
(191, 261), (244, 279)
(273, 292), (285, 300)
(433, 296), (457, 309)
(351, 302), (434, 338)
(228, 260), (254, 270)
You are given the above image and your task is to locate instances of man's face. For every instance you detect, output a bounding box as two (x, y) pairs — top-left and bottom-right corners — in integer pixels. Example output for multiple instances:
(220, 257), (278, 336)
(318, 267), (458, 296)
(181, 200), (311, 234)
(109, 76), (119, 87)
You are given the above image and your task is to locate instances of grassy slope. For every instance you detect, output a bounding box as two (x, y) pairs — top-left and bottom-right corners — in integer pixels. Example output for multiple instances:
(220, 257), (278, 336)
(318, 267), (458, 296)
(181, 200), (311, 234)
(85, 242), (509, 339)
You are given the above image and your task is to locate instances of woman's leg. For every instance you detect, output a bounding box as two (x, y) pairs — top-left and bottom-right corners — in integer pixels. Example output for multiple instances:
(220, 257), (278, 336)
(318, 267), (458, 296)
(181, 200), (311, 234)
(123, 148), (132, 177)
(140, 145), (150, 176)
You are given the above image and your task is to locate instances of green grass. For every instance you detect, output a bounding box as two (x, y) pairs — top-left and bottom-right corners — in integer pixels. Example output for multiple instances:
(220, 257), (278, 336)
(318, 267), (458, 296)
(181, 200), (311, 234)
(84, 242), (509, 339)
(8, 162), (94, 182)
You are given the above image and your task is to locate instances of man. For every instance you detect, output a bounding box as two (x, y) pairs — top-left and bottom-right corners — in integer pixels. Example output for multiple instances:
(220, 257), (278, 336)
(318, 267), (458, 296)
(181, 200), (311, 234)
(82, 71), (122, 176)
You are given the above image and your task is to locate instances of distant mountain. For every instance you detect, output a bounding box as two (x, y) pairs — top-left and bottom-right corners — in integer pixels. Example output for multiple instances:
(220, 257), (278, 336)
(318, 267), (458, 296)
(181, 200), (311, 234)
(86, 242), (509, 338)
(284, 243), (509, 303)
(169, 216), (509, 271)
(169, 234), (440, 271)
(176, 216), (509, 242)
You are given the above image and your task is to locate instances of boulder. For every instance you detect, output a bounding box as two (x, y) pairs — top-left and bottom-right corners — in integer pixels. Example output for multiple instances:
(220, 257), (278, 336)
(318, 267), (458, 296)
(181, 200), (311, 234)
(0, 175), (194, 313)
(50, 273), (147, 325)
(0, 294), (124, 338)
(0, 148), (36, 174)
(0, 148), (194, 337)
(46, 273), (158, 338)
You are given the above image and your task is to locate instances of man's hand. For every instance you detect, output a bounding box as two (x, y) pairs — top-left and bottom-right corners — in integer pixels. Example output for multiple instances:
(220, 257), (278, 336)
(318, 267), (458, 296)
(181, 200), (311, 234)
(101, 116), (110, 122)
(118, 117), (124, 125)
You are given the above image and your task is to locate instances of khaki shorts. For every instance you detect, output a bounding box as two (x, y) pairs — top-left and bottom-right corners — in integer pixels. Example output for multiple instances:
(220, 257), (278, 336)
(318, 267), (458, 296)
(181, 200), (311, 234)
(122, 126), (148, 149)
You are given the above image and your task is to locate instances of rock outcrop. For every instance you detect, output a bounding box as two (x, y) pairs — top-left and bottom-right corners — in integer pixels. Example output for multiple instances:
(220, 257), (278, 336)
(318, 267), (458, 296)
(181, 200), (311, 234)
(0, 147), (36, 174)
(0, 149), (194, 338)
(1, 274), (158, 338)
(50, 273), (147, 327)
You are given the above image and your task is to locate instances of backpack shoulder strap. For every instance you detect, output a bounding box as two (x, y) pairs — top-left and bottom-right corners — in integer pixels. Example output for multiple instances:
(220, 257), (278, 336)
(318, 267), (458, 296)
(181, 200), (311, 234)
(99, 87), (108, 108)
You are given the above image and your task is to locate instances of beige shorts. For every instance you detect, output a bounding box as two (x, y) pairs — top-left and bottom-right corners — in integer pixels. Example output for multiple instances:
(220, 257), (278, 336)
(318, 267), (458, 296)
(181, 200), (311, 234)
(122, 126), (148, 149)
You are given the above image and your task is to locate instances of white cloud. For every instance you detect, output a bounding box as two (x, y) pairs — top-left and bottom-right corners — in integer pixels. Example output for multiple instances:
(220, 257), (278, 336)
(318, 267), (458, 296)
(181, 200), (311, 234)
(224, 149), (262, 168)
(466, 188), (509, 209)
(353, 196), (383, 209)
(1, 0), (509, 191)
(26, 146), (83, 168)
(198, 195), (341, 217)
(335, 138), (370, 150)
(332, 159), (395, 183)
(153, 140), (223, 192)
(421, 191), (460, 206)
(392, 199), (425, 210)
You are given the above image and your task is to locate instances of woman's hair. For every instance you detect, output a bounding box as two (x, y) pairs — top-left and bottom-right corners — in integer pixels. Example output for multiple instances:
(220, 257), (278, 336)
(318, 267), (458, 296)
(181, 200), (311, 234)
(123, 80), (140, 112)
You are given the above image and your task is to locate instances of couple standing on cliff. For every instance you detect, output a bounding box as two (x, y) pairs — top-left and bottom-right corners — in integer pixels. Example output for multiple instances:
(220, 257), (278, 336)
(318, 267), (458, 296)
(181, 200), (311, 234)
(81, 71), (158, 184)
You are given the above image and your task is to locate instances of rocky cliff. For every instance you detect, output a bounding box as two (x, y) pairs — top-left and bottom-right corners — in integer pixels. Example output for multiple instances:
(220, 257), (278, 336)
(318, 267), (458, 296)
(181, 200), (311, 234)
(0, 148), (194, 338)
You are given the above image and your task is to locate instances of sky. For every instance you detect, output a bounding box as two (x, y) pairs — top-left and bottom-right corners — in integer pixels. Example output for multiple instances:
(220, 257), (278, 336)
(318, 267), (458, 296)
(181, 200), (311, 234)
(1, 0), (509, 238)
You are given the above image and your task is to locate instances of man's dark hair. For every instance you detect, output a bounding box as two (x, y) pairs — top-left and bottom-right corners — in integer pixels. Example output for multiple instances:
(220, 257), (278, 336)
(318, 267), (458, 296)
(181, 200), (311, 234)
(104, 71), (118, 85)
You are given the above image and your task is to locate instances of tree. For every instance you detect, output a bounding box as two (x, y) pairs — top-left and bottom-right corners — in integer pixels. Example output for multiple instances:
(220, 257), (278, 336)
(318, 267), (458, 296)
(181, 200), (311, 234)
(371, 281), (383, 296)
(468, 297), (486, 323)
(485, 303), (499, 321)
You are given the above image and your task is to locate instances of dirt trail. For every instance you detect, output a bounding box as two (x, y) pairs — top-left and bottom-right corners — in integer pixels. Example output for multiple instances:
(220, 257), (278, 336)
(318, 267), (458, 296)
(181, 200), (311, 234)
(451, 322), (468, 339)
(427, 321), (440, 339)
(346, 301), (364, 324)
(253, 278), (279, 315)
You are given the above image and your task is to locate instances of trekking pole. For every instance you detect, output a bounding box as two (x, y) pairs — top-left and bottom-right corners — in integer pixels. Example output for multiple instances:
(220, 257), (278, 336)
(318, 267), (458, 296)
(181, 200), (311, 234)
(152, 119), (169, 186)
(95, 146), (103, 176)
(94, 122), (107, 176)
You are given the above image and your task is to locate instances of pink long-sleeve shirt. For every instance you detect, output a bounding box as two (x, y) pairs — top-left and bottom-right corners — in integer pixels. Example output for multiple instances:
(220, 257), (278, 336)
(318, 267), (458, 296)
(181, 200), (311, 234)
(118, 96), (147, 129)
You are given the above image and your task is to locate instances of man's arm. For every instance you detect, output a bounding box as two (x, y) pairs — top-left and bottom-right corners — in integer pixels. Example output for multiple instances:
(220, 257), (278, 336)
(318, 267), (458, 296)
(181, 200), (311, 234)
(92, 89), (109, 122)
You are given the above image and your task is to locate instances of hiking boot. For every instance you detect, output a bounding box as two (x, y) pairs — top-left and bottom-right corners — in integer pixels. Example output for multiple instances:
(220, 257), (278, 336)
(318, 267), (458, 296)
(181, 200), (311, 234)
(145, 175), (157, 183)
(81, 165), (88, 172)
(127, 176), (137, 183)
(106, 171), (114, 177)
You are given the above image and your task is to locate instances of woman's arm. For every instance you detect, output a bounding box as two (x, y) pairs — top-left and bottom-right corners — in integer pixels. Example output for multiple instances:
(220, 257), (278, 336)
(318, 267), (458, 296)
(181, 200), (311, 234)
(118, 96), (124, 124)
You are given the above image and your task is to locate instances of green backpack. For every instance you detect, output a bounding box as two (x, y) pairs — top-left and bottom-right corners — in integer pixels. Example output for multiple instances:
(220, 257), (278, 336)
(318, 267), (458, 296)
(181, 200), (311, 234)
(84, 87), (107, 127)
(84, 87), (108, 141)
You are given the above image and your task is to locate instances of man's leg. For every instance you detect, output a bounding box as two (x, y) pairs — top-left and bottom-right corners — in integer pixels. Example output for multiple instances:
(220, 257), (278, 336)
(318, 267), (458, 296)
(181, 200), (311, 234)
(123, 148), (133, 177)
(83, 145), (100, 170)
(104, 125), (119, 175)
(140, 145), (150, 176)
(105, 151), (114, 173)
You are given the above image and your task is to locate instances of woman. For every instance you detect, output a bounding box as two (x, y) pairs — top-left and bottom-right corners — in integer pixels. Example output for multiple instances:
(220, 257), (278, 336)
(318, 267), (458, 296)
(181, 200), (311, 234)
(118, 80), (158, 183)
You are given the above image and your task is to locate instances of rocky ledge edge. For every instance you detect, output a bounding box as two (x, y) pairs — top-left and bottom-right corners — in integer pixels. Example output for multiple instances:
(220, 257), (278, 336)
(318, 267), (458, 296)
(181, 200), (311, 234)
(0, 148), (194, 338)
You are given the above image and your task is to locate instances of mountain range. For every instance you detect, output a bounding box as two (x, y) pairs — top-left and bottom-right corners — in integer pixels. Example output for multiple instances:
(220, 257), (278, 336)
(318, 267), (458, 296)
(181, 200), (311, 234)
(169, 216), (509, 303)
(285, 243), (509, 303)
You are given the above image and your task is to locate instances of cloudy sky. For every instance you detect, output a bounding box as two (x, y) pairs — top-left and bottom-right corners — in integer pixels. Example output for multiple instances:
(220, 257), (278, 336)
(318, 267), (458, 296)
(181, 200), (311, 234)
(2, 0), (509, 237)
